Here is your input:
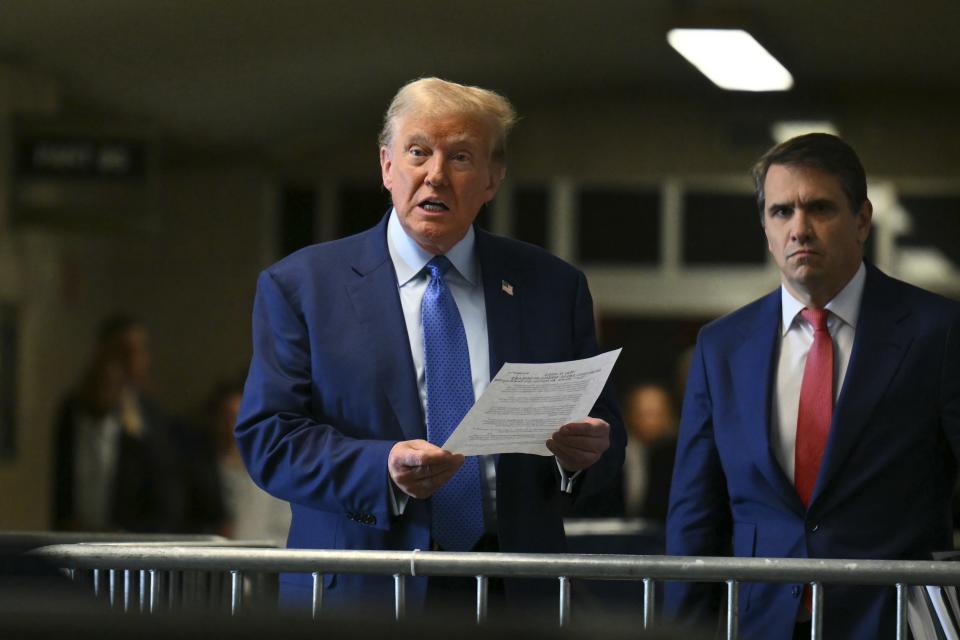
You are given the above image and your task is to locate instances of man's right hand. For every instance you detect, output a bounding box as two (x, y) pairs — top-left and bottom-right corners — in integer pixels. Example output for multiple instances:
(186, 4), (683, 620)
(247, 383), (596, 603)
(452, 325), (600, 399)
(388, 440), (465, 499)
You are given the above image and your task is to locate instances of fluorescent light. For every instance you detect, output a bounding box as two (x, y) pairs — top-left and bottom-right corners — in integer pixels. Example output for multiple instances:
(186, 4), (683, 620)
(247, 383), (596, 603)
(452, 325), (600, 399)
(667, 28), (793, 92)
(771, 120), (839, 143)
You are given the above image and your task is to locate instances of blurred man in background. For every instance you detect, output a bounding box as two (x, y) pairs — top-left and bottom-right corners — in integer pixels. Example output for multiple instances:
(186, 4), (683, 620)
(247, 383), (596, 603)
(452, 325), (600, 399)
(621, 382), (677, 521)
(52, 315), (185, 532)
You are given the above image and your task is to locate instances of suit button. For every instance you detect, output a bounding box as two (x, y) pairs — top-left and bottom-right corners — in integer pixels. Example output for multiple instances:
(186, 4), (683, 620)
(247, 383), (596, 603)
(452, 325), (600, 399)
(365, 515), (376, 525)
(809, 523), (820, 533)
(792, 586), (801, 597)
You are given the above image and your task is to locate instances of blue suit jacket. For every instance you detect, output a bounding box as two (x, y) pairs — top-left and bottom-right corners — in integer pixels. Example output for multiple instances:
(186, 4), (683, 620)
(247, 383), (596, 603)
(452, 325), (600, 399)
(665, 264), (960, 639)
(235, 214), (624, 613)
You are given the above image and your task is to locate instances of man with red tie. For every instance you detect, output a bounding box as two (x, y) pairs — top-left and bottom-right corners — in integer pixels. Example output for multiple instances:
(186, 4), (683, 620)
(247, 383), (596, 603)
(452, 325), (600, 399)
(665, 133), (960, 639)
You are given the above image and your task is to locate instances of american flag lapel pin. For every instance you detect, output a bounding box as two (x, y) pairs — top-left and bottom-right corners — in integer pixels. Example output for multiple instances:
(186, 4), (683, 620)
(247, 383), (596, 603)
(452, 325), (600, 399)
(501, 280), (514, 296)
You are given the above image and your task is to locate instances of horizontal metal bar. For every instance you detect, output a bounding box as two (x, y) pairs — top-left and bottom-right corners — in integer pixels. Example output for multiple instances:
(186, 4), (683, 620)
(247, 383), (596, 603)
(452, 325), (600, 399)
(28, 545), (960, 587)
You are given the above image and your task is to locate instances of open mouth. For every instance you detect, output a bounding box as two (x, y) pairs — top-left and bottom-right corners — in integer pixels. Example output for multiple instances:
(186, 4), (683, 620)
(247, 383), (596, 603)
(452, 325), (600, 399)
(419, 199), (449, 212)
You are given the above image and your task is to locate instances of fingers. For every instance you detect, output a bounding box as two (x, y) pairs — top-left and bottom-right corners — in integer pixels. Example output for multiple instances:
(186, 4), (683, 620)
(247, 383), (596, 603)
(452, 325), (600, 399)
(547, 417), (611, 472)
(388, 440), (466, 499)
(556, 417), (610, 438)
(551, 419), (610, 449)
(391, 439), (457, 466)
(546, 439), (602, 471)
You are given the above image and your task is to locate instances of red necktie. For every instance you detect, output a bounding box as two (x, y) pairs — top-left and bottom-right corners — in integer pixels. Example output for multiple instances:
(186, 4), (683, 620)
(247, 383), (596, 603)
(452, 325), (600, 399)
(795, 308), (834, 507)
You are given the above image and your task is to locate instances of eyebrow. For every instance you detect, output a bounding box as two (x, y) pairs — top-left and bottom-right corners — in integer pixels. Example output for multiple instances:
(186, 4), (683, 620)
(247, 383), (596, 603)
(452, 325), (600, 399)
(405, 134), (433, 147)
(799, 197), (837, 209)
(766, 197), (838, 213)
(404, 133), (482, 149)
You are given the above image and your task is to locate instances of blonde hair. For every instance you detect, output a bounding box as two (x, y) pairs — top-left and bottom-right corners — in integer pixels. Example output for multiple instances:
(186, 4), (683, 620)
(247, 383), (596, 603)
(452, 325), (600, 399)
(379, 77), (518, 163)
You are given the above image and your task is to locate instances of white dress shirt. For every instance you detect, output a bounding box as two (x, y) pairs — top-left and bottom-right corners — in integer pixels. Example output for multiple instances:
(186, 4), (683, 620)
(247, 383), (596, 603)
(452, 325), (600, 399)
(387, 209), (491, 413)
(72, 411), (122, 530)
(385, 209), (577, 522)
(770, 262), (866, 482)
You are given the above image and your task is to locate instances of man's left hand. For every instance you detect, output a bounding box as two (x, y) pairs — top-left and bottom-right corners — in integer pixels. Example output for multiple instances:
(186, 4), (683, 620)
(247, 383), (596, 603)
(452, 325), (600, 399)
(546, 417), (610, 472)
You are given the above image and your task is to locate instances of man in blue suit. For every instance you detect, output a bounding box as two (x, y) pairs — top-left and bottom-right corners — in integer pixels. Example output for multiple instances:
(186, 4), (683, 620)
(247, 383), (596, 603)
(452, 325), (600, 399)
(235, 77), (624, 615)
(665, 133), (960, 639)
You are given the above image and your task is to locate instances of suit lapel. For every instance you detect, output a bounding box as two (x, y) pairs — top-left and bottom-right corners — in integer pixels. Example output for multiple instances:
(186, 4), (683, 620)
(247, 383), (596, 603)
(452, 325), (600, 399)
(732, 290), (804, 510)
(344, 214), (424, 441)
(476, 229), (524, 375)
(811, 266), (912, 505)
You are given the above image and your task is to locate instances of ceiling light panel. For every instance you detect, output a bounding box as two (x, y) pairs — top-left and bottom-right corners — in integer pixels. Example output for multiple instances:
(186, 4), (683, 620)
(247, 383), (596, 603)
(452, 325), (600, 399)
(667, 28), (794, 92)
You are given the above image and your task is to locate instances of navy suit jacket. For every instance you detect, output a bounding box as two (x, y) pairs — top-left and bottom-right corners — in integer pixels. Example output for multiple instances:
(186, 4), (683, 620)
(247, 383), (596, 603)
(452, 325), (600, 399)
(236, 214), (624, 612)
(665, 264), (960, 639)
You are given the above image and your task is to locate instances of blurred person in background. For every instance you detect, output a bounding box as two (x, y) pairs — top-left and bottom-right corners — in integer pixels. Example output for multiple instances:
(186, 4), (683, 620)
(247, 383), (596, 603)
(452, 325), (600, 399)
(621, 382), (677, 521)
(207, 380), (289, 546)
(52, 314), (185, 532)
(665, 133), (960, 639)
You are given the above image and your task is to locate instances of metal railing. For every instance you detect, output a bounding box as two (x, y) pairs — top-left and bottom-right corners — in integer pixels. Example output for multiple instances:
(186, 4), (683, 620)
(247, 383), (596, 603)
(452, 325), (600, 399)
(29, 544), (960, 639)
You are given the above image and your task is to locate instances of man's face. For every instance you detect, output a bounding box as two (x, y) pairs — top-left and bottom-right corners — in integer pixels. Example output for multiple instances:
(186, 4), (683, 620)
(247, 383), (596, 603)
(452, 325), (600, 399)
(380, 113), (503, 254)
(762, 163), (872, 306)
(107, 326), (151, 389)
(626, 386), (675, 443)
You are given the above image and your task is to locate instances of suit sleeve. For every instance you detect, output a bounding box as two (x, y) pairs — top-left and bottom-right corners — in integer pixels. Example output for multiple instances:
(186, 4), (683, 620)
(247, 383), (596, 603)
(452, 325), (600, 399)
(941, 309), (960, 458)
(663, 332), (731, 627)
(234, 270), (395, 531)
(566, 270), (626, 510)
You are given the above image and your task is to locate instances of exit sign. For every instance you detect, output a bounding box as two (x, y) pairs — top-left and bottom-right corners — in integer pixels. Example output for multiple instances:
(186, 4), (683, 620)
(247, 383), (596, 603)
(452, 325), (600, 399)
(16, 136), (146, 180)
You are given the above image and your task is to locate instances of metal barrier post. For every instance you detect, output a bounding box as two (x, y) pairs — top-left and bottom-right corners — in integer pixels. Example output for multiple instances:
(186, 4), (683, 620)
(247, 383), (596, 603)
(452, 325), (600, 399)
(93, 569), (101, 599)
(643, 577), (655, 629)
(123, 570), (132, 612)
(311, 572), (323, 619)
(139, 570), (146, 612)
(475, 575), (488, 623)
(559, 576), (571, 627)
(393, 574), (406, 620)
(895, 583), (907, 640)
(726, 579), (739, 640)
(149, 570), (159, 614)
(810, 582), (823, 640)
(109, 569), (117, 609)
(230, 570), (242, 616)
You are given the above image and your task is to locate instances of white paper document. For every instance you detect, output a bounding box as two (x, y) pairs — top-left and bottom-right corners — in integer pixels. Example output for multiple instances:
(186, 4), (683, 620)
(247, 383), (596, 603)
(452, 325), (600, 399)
(441, 348), (622, 456)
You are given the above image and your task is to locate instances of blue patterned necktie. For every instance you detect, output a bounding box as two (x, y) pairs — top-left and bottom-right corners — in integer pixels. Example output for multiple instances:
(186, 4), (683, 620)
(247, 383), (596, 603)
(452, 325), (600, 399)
(422, 255), (484, 551)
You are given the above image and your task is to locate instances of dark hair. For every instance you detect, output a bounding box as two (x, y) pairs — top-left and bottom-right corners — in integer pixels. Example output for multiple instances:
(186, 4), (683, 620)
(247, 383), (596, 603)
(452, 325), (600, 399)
(97, 312), (144, 343)
(752, 133), (867, 221)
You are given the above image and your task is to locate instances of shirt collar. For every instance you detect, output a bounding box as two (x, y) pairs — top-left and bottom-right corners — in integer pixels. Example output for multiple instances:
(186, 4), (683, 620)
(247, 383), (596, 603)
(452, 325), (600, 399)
(386, 208), (479, 286)
(780, 261), (866, 335)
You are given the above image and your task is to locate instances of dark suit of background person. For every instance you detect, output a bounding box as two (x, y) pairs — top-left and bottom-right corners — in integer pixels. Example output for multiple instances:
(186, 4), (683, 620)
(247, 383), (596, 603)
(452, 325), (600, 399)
(664, 134), (960, 640)
(235, 78), (625, 614)
(52, 317), (187, 533)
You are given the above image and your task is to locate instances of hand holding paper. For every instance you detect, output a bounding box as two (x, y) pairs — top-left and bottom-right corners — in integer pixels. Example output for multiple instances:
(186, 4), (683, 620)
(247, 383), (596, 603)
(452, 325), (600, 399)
(388, 440), (465, 499)
(547, 417), (611, 471)
(441, 349), (621, 456)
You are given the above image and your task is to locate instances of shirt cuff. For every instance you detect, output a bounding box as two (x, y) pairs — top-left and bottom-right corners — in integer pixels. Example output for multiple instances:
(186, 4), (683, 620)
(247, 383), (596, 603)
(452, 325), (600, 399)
(556, 459), (583, 494)
(388, 477), (410, 516)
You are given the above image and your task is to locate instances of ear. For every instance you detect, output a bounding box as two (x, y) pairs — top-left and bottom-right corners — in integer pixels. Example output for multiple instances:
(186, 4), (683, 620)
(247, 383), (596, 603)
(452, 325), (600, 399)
(761, 213), (775, 255)
(856, 199), (873, 244)
(484, 164), (506, 202)
(379, 146), (393, 190)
